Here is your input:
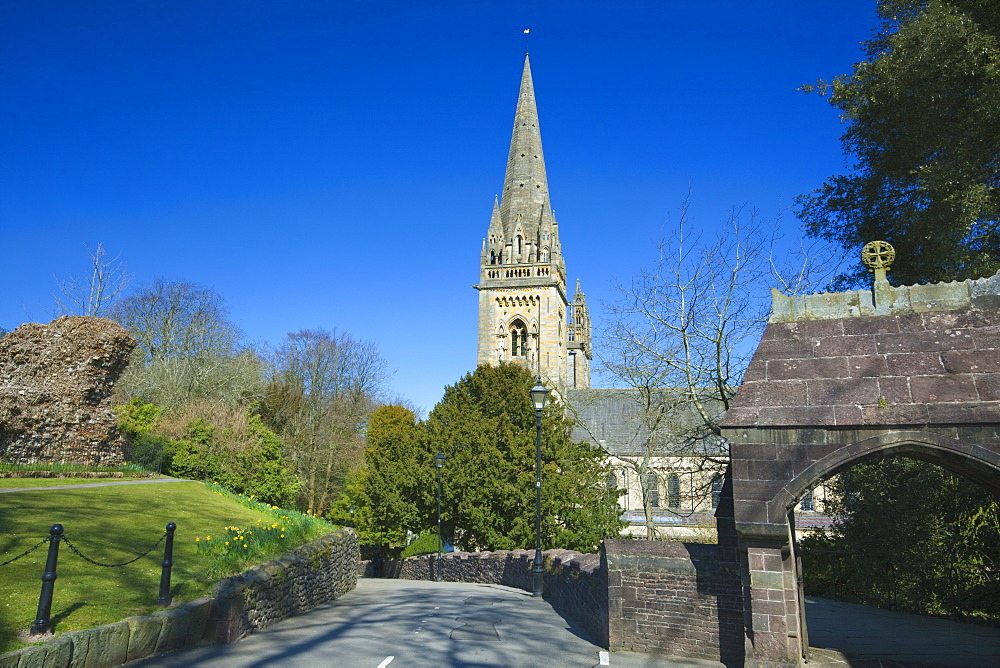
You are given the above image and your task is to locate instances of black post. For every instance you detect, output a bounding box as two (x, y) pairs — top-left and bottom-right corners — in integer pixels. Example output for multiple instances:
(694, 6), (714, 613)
(533, 405), (543, 597)
(434, 451), (445, 583)
(30, 524), (63, 635)
(157, 522), (176, 607)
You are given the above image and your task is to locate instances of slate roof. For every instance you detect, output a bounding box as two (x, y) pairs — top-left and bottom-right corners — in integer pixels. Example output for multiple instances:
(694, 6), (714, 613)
(565, 388), (726, 457)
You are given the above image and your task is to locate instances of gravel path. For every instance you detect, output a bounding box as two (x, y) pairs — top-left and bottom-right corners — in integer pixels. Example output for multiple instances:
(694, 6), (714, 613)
(0, 477), (196, 493)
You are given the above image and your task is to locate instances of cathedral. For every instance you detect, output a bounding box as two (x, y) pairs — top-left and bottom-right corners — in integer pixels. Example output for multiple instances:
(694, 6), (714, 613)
(474, 54), (592, 391)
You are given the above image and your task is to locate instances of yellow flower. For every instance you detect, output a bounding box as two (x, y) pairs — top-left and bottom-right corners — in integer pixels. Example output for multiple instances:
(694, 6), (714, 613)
(280, 534), (284, 538)
(195, 537), (200, 542)
(243, 544), (248, 548)
(225, 541), (230, 546)
(206, 536), (211, 540)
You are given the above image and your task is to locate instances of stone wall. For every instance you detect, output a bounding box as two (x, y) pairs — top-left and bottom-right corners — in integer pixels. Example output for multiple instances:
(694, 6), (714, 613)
(0, 316), (136, 466)
(0, 529), (359, 667)
(360, 547), (608, 646)
(207, 528), (359, 643)
(603, 540), (744, 664)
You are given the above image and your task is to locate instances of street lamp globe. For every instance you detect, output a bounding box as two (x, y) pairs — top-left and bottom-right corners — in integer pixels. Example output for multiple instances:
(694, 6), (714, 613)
(530, 377), (549, 412)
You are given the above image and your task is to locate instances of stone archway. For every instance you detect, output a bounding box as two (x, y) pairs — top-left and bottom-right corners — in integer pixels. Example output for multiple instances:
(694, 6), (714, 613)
(720, 270), (1000, 664)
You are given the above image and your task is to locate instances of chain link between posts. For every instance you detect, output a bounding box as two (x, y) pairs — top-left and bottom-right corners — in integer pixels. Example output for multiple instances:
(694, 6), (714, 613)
(60, 531), (168, 568)
(0, 536), (51, 567)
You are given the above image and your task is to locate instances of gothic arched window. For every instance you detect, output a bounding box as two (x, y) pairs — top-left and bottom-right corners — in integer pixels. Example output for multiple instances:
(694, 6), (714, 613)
(667, 474), (681, 510)
(711, 474), (724, 509)
(510, 319), (528, 358)
(490, 251), (496, 265)
(643, 473), (659, 508)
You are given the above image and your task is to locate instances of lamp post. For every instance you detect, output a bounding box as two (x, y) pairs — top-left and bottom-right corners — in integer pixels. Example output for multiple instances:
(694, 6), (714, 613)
(530, 377), (549, 598)
(434, 450), (446, 582)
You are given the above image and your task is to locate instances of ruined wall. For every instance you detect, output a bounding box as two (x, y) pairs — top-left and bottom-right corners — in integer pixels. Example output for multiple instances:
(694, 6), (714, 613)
(0, 316), (135, 465)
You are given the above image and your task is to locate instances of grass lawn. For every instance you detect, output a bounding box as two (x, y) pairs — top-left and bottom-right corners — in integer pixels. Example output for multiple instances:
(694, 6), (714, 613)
(0, 481), (326, 653)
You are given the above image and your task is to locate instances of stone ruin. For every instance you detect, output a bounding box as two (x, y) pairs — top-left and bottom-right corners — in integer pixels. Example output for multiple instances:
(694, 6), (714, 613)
(0, 316), (136, 466)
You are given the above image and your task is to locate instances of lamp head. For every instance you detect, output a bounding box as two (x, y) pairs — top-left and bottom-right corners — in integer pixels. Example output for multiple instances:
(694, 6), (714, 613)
(434, 451), (446, 468)
(530, 377), (549, 412)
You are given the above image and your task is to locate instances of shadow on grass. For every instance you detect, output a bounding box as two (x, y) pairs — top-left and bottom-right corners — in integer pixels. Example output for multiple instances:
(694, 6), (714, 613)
(50, 602), (87, 632)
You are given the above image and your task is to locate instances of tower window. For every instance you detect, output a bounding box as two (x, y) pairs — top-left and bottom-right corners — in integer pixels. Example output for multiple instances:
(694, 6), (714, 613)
(490, 251), (496, 265)
(801, 490), (814, 512)
(510, 320), (528, 357)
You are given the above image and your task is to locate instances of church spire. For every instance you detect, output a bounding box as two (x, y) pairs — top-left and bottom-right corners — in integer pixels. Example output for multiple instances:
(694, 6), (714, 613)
(499, 54), (553, 242)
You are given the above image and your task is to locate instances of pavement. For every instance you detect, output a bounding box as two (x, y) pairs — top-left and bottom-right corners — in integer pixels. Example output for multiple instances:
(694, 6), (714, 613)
(125, 578), (1000, 668)
(130, 579), (612, 668)
(805, 596), (1000, 667)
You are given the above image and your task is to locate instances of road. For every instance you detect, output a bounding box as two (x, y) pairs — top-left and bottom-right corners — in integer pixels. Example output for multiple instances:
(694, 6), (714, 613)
(129, 578), (625, 668)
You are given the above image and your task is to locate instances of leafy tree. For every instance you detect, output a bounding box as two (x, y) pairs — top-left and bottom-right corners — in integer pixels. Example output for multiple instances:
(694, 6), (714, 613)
(801, 457), (1000, 619)
(357, 405), (423, 546)
(797, 0), (1000, 287)
(421, 364), (624, 552)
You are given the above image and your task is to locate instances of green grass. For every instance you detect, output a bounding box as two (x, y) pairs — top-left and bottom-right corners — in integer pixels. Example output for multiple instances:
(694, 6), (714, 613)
(0, 481), (335, 653)
(0, 478), (151, 489)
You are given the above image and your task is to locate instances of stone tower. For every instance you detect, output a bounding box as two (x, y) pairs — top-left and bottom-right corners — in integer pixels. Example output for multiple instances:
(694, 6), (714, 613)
(475, 54), (592, 390)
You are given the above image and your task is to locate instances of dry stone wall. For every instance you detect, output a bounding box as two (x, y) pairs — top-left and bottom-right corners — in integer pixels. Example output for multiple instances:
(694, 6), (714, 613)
(0, 316), (135, 465)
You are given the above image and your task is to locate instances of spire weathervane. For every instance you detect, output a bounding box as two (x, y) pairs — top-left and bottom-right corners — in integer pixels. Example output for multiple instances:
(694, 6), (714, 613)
(524, 28), (530, 54)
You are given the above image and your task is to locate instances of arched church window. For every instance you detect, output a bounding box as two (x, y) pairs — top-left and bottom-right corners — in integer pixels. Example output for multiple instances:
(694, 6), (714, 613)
(606, 471), (618, 489)
(643, 473), (659, 508)
(711, 474), (724, 509)
(800, 489), (814, 512)
(667, 474), (681, 510)
(490, 251), (496, 265)
(510, 319), (528, 358)
(541, 247), (549, 262)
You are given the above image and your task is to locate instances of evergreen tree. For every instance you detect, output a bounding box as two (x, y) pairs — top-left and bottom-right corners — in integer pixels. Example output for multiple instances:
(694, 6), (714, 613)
(797, 0), (1000, 287)
(349, 364), (624, 553)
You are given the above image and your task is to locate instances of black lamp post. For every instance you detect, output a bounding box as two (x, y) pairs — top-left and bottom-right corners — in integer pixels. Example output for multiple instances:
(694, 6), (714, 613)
(434, 450), (446, 582)
(530, 377), (549, 598)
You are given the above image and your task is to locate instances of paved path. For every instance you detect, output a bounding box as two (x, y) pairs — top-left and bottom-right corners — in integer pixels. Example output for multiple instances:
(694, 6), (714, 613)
(806, 596), (1000, 666)
(127, 580), (1000, 668)
(130, 579), (609, 668)
(0, 477), (194, 493)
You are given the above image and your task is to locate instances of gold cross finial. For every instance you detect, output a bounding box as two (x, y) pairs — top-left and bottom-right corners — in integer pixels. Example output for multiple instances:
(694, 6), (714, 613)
(862, 240), (895, 284)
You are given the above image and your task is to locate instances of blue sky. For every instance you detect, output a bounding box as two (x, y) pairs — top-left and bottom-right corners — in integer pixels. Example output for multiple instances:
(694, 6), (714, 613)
(1, 1), (878, 414)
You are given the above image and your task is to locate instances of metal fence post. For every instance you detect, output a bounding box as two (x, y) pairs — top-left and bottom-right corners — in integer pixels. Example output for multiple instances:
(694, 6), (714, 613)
(156, 522), (176, 606)
(30, 524), (63, 635)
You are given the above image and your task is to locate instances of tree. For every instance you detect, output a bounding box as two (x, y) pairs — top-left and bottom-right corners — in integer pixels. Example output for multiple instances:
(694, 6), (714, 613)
(108, 279), (258, 410)
(801, 458), (1000, 619)
(109, 278), (240, 361)
(261, 329), (390, 516)
(588, 203), (834, 536)
(421, 363), (623, 552)
(796, 0), (1000, 288)
(53, 242), (131, 317)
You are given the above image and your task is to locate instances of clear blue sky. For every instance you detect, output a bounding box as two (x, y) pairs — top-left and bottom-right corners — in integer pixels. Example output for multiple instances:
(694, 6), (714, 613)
(1, 1), (878, 415)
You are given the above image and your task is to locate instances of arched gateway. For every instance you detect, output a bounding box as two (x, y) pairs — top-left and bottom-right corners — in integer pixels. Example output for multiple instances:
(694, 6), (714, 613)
(720, 263), (1000, 664)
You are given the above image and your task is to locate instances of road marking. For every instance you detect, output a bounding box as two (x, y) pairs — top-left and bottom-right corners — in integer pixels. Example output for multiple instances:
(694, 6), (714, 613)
(598, 651), (610, 665)
(377, 657), (394, 668)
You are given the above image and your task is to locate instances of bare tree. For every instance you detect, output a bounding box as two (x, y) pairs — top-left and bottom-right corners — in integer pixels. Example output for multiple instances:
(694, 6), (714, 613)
(579, 201), (839, 537)
(53, 242), (131, 317)
(108, 279), (240, 362)
(262, 329), (391, 515)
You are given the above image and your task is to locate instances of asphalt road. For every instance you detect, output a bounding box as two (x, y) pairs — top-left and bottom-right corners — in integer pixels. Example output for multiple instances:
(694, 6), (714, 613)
(128, 578), (615, 668)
